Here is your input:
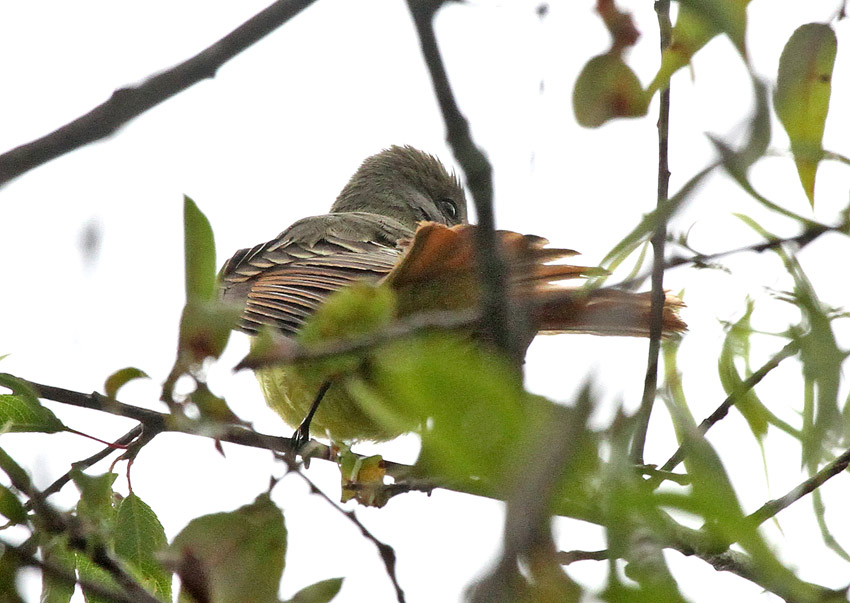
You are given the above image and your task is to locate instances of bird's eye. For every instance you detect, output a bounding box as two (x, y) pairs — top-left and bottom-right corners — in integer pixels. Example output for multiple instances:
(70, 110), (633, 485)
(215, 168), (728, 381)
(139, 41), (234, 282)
(439, 198), (458, 219)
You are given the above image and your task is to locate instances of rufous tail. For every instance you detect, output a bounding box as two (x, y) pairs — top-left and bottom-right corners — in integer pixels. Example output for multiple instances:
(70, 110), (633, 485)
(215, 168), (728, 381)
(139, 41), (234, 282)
(387, 223), (686, 338)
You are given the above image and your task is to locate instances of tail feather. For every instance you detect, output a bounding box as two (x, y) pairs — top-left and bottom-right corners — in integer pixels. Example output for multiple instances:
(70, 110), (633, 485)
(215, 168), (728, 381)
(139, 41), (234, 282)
(388, 223), (687, 338)
(532, 288), (686, 337)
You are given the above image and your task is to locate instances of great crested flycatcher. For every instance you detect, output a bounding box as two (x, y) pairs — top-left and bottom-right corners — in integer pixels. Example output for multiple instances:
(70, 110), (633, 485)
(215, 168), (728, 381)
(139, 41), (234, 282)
(219, 146), (685, 442)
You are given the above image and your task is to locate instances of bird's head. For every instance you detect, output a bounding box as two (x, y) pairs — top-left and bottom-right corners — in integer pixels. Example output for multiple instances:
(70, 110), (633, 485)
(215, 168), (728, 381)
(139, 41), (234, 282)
(331, 145), (468, 229)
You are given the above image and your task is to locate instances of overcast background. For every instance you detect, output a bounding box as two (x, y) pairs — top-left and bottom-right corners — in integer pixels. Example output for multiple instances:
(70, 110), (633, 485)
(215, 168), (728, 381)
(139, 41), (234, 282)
(1, 1), (849, 601)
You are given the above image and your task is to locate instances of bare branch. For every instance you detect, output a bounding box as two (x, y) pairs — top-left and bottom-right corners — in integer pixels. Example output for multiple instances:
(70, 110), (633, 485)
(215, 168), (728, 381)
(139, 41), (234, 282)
(36, 425), (144, 503)
(288, 469), (406, 602)
(405, 0), (520, 363)
(631, 0), (673, 464)
(748, 446), (850, 526)
(0, 0), (317, 186)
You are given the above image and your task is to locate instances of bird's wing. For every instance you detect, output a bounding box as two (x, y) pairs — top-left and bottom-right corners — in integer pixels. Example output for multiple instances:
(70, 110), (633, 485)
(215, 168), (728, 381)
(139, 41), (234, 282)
(220, 212), (412, 336)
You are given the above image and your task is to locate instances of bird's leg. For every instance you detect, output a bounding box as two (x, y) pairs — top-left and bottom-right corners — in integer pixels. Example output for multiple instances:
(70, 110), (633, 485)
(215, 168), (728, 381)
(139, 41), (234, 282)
(291, 380), (333, 451)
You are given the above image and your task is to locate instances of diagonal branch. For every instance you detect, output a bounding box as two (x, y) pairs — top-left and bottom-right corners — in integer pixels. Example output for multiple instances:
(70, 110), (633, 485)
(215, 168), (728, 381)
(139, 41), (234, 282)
(747, 445), (850, 526)
(405, 0), (520, 363)
(0, 0), (318, 186)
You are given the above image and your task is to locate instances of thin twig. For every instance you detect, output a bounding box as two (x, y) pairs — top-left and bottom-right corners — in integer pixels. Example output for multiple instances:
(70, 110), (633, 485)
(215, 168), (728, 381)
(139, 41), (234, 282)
(289, 469), (406, 602)
(621, 217), (838, 292)
(631, 0), (672, 464)
(35, 425), (143, 504)
(652, 340), (800, 482)
(0, 0), (318, 186)
(405, 0), (519, 364)
(747, 445), (850, 526)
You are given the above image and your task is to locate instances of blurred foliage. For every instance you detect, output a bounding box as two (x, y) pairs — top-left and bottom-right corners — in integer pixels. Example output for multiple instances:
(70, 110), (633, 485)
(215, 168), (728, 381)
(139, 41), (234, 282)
(0, 2), (849, 603)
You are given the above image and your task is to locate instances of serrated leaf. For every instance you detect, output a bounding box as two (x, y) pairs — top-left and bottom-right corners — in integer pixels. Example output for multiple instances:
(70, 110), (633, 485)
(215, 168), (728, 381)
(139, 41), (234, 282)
(774, 23), (837, 205)
(104, 367), (150, 399)
(114, 494), (172, 600)
(0, 394), (66, 433)
(286, 578), (344, 603)
(170, 493), (286, 603)
(0, 485), (26, 525)
(573, 53), (648, 128)
(41, 535), (77, 603)
(184, 195), (217, 302)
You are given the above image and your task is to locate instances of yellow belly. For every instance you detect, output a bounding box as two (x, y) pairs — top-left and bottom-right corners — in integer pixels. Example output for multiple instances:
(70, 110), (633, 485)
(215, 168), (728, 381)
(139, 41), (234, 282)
(255, 364), (402, 442)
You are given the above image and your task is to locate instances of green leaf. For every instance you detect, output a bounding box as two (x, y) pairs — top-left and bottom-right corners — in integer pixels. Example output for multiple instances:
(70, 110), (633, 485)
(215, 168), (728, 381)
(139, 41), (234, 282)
(573, 53), (648, 128)
(184, 195), (217, 302)
(601, 167), (712, 269)
(648, 0), (752, 96)
(352, 334), (571, 494)
(774, 23), (837, 205)
(169, 493), (286, 603)
(114, 494), (172, 600)
(177, 300), (239, 365)
(0, 394), (66, 433)
(104, 367), (150, 399)
(736, 214), (845, 467)
(0, 485), (26, 525)
(0, 373), (39, 402)
(71, 470), (118, 529)
(0, 447), (31, 491)
(76, 551), (118, 603)
(40, 535), (77, 603)
(717, 300), (769, 440)
(0, 547), (25, 603)
(286, 578), (344, 603)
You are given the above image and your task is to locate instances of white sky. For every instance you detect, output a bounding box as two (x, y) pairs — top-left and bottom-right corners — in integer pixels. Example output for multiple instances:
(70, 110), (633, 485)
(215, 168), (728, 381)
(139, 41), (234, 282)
(1, 1), (849, 602)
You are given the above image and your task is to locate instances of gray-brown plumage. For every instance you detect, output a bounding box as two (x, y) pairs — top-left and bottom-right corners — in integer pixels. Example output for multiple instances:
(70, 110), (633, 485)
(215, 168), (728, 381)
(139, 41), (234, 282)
(219, 146), (467, 335)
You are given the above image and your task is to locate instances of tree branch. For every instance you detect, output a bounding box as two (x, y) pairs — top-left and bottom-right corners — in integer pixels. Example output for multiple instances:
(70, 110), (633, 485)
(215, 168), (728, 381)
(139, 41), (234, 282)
(631, 0), (672, 464)
(36, 425), (144, 504)
(288, 469), (406, 602)
(405, 0), (520, 363)
(747, 445), (850, 526)
(0, 0), (318, 186)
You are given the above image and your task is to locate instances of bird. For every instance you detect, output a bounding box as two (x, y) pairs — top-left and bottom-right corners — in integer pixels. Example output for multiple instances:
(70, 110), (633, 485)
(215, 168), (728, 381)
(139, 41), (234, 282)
(219, 146), (685, 443)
